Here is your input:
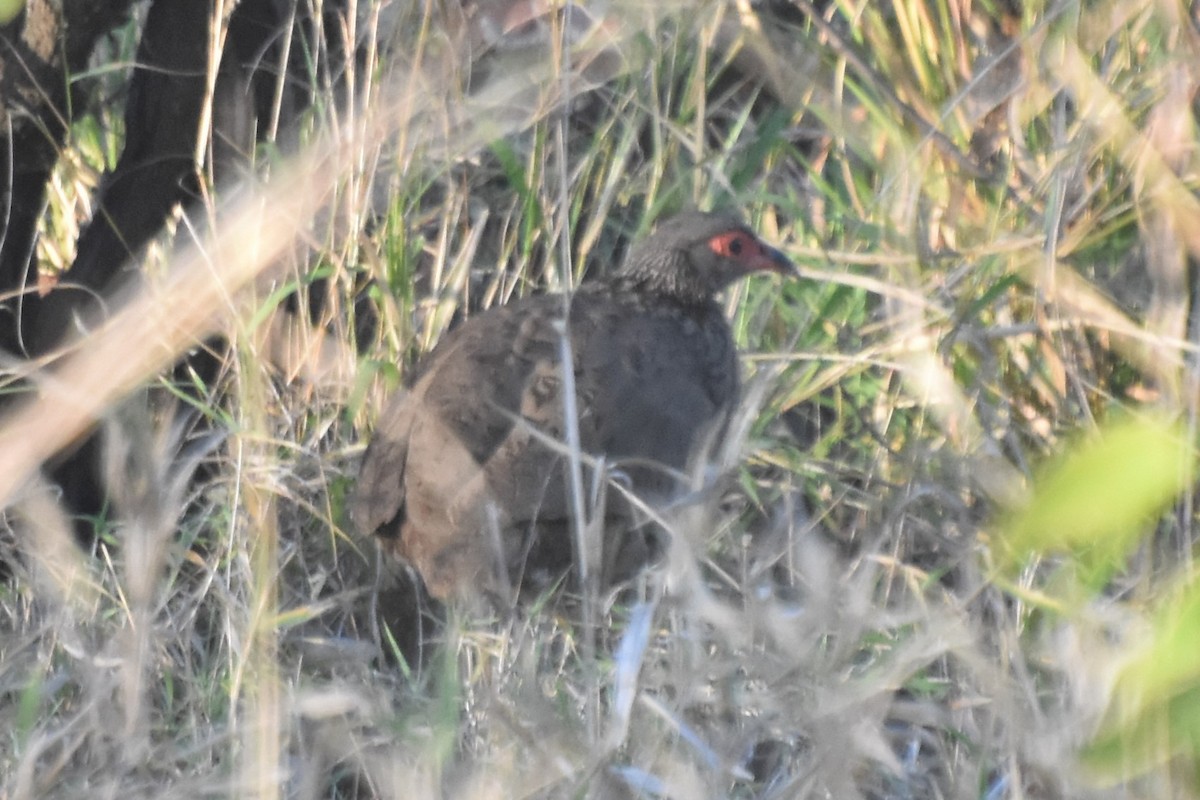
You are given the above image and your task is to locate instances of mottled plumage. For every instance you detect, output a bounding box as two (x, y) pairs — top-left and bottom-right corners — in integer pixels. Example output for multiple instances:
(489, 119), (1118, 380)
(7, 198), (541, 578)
(353, 211), (793, 602)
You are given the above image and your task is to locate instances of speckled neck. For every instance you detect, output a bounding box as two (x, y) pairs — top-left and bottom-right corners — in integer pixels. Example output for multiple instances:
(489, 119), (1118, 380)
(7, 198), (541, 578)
(608, 247), (715, 307)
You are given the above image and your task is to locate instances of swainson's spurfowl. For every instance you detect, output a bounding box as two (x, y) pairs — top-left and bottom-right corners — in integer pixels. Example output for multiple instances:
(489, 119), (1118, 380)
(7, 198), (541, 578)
(352, 211), (794, 603)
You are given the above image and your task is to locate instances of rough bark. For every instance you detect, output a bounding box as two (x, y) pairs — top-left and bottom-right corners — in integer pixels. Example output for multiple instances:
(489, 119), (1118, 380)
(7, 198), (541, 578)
(0, 0), (138, 355)
(3, 0), (351, 536)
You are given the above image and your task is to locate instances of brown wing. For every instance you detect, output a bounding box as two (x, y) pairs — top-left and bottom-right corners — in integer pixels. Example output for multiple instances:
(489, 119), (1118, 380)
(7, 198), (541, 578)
(351, 294), (564, 540)
(417, 294), (564, 465)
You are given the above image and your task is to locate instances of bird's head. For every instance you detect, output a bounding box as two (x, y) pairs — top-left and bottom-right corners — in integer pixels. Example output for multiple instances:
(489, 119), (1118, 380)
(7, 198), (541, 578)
(615, 210), (795, 304)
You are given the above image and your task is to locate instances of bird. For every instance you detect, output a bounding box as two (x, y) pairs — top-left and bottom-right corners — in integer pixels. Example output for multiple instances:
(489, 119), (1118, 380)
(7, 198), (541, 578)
(352, 210), (794, 604)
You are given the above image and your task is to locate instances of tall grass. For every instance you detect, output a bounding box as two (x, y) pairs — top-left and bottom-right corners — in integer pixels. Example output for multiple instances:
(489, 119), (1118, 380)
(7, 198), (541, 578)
(3, 0), (1200, 797)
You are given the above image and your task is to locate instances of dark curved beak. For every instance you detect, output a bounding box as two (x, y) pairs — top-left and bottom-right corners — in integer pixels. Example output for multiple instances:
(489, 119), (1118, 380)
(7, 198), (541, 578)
(759, 243), (796, 276)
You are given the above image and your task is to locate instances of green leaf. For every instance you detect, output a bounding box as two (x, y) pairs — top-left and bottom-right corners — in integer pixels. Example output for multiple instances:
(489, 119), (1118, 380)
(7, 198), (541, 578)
(0, 0), (23, 25)
(1000, 415), (1195, 579)
(1084, 581), (1200, 782)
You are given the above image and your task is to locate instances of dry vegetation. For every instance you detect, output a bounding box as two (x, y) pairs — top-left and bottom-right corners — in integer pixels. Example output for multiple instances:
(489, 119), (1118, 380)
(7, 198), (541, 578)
(3, 0), (1200, 797)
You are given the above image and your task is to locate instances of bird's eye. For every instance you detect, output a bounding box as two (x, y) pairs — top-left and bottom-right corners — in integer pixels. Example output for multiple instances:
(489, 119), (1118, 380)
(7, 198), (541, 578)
(709, 231), (751, 258)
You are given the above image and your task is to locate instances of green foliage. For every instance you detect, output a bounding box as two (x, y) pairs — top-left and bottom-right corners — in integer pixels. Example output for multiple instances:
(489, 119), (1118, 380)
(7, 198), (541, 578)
(1085, 581), (1200, 785)
(996, 415), (1200, 783)
(995, 411), (1200, 786)
(1000, 415), (1195, 589)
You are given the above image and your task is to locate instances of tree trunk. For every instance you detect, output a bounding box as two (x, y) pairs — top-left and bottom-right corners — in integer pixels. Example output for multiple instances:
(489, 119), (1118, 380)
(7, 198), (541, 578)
(0, 0), (138, 356)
